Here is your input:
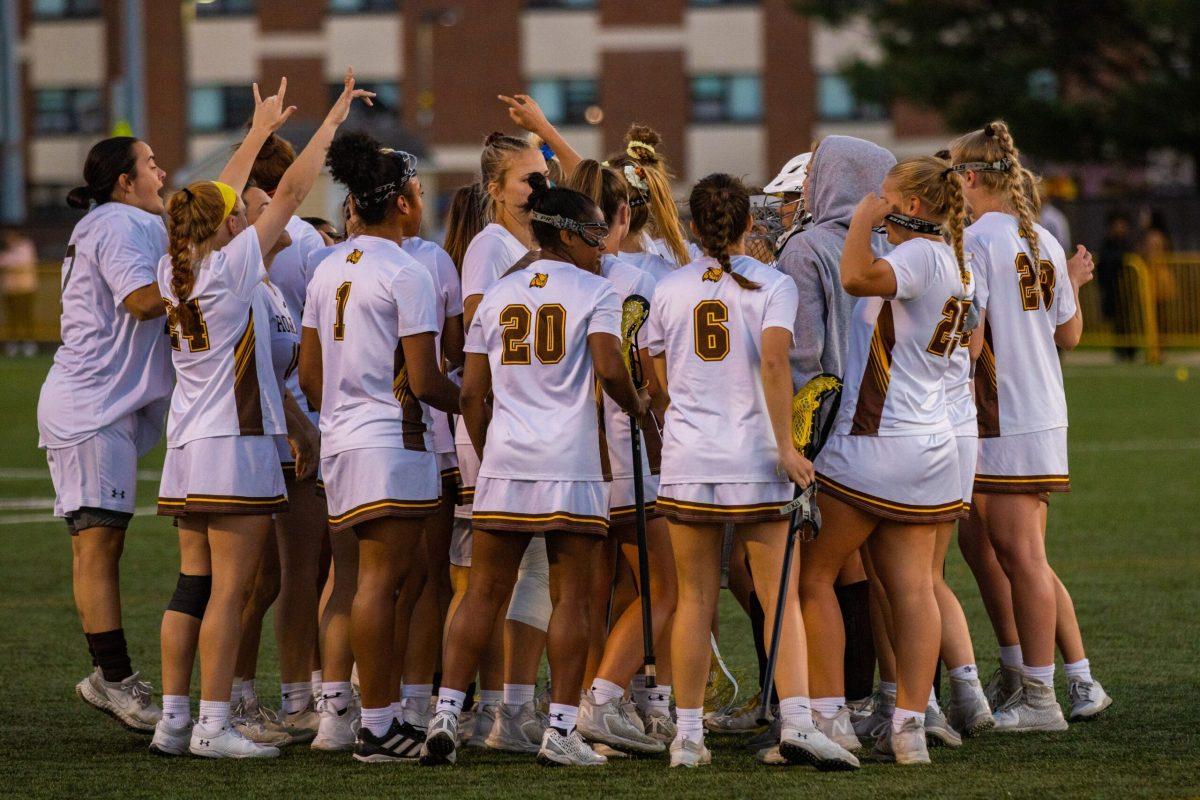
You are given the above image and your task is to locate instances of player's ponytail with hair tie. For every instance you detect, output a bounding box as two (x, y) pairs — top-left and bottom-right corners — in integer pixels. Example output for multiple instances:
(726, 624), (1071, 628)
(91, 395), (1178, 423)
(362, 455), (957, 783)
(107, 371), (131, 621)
(166, 182), (227, 331)
(689, 173), (760, 291)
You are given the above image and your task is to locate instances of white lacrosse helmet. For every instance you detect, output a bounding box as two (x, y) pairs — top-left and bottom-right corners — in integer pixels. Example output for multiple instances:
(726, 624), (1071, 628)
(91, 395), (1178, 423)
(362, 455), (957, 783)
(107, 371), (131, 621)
(764, 152), (812, 196)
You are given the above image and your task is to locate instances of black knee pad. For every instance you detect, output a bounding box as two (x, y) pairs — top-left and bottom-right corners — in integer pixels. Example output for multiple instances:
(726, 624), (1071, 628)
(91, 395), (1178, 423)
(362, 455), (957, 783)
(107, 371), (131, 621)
(167, 573), (212, 619)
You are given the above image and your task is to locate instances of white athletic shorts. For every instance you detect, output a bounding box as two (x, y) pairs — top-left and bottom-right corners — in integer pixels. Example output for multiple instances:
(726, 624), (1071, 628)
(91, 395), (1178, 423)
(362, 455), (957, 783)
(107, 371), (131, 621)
(321, 447), (439, 533)
(816, 431), (963, 524)
(956, 434), (979, 510)
(472, 477), (610, 536)
(449, 517), (472, 568)
(609, 473), (661, 525)
(437, 451), (460, 502)
(454, 441), (480, 520)
(158, 435), (287, 517)
(975, 427), (1070, 495)
(507, 536), (552, 631)
(46, 415), (139, 519)
(657, 481), (792, 525)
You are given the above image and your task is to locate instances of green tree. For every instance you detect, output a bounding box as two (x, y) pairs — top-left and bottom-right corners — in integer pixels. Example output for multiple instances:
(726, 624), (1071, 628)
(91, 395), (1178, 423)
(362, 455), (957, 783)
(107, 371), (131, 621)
(799, 0), (1200, 169)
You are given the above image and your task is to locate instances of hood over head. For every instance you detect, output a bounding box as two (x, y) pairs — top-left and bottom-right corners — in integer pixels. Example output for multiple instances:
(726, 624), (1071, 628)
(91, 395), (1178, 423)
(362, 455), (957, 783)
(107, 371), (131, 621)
(807, 135), (897, 229)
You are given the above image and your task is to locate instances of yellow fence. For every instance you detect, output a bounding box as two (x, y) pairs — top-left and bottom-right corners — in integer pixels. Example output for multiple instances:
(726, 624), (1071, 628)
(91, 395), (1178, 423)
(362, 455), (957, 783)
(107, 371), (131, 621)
(4, 255), (1200, 363)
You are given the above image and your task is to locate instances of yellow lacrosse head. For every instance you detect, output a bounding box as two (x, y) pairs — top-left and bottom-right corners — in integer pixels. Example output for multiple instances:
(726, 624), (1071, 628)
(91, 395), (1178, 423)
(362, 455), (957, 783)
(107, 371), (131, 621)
(792, 373), (843, 452)
(620, 295), (650, 374)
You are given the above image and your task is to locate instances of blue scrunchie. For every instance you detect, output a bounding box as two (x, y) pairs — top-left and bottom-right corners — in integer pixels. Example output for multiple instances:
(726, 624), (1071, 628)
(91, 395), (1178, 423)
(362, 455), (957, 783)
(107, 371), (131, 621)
(539, 142), (556, 162)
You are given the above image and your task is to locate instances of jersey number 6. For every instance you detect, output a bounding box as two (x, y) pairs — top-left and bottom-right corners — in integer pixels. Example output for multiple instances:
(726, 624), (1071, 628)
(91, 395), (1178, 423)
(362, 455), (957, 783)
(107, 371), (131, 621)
(500, 303), (566, 365)
(694, 300), (730, 361)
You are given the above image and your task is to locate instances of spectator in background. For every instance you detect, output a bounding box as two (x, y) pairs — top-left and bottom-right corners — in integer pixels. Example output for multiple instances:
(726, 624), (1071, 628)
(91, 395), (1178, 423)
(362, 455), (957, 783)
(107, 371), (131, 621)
(1097, 210), (1135, 361)
(0, 226), (38, 356)
(1139, 210), (1177, 333)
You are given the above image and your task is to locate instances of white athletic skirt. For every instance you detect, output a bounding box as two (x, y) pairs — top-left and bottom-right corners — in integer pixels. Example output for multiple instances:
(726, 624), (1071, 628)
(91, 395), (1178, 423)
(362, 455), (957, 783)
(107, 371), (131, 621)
(657, 481), (793, 525)
(472, 477), (610, 536)
(158, 435), (287, 517)
(609, 473), (661, 524)
(975, 427), (1070, 495)
(454, 440), (480, 519)
(449, 517), (472, 568)
(47, 415), (139, 517)
(321, 447), (439, 533)
(815, 432), (963, 524)
(957, 434), (979, 510)
(437, 451), (460, 491)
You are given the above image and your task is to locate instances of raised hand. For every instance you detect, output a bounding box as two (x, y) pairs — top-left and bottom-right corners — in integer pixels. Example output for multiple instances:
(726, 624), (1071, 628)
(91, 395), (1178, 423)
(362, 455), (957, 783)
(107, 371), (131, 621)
(251, 77), (297, 134)
(1067, 244), (1095, 288)
(325, 67), (376, 128)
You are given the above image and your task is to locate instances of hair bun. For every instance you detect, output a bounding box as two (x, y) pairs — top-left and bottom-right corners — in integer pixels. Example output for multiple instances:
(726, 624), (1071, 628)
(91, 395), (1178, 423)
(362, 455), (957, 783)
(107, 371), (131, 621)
(984, 123), (996, 138)
(624, 124), (662, 149)
(66, 185), (94, 210)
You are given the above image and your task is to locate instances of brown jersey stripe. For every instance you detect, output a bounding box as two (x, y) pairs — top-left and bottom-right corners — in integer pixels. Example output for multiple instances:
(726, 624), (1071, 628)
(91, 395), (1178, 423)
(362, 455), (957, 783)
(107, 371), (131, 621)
(594, 376), (613, 482)
(640, 411), (663, 475)
(850, 301), (895, 435)
(392, 343), (428, 451)
(234, 309), (264, 435)
(500, 249), (542, 279)
(975, 320), (1000, 438)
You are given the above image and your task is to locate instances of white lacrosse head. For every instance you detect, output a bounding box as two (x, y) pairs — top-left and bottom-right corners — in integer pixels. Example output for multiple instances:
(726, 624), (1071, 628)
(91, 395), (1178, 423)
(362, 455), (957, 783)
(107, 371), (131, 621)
(764, 152), (812, 196)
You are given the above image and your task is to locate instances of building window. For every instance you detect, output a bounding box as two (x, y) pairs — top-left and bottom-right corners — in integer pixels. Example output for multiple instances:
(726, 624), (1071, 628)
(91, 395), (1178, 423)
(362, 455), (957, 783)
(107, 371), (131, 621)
(33, 88), (104, 135)
(31, 0), (101, 19)
(194, 0), (255, 17)
(329, 0), (396, 11)
(189, 85), (256, 133)
(527, 78), (597, 126)
(525, 1), (596, 8)
(690, 74), (762, 123)
(326, 80), (401, 115)
(688, 0), (758, 6)
(817, 73), (885, 122)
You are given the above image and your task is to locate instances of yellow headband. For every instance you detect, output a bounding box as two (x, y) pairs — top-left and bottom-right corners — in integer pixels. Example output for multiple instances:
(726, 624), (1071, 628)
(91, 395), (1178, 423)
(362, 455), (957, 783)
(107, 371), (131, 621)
(626, 140), (656, 159)
(211, 181), (237, 221)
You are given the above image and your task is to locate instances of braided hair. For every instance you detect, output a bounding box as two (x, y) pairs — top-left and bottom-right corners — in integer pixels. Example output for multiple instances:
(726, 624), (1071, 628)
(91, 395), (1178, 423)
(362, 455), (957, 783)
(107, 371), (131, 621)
(888, 156), (970, 295)
(688, 173), (760, 290)
(165, 182), (228, 330)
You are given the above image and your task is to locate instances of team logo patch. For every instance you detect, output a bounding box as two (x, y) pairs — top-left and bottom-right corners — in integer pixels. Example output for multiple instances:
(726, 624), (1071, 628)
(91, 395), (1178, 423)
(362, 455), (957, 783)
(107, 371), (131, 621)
(529, 272), (549, 288)
(346, 249), (363, 264)
(702, 265), (723, 282)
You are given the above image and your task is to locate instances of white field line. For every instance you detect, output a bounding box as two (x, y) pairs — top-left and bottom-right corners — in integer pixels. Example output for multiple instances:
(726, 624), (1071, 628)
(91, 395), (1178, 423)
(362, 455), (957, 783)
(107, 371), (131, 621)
(0, 506), (156, 526)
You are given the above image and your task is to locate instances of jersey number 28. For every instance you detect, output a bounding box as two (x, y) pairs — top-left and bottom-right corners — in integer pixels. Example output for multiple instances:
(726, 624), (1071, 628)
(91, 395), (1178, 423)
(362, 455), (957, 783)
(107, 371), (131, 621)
(1015, 253), (1056, 311)
(926, 297), (971, 358)
(500, 303), (566, 365)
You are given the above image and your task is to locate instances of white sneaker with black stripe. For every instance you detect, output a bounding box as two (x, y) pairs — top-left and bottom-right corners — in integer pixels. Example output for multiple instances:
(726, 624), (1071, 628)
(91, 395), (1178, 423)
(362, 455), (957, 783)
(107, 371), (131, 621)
(353, 718), (425, 763)
(419, 710), (459, 766)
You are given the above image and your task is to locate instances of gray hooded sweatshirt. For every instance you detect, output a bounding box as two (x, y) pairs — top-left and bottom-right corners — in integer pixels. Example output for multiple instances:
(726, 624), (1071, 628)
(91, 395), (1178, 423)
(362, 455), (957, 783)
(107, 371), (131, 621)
(775, 136), (896, 389)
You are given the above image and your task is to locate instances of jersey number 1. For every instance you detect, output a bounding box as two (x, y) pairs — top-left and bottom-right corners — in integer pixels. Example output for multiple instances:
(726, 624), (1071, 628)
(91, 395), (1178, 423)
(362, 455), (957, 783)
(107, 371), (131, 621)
(500, 303), (566, 365)
(333, 282), (351, 341)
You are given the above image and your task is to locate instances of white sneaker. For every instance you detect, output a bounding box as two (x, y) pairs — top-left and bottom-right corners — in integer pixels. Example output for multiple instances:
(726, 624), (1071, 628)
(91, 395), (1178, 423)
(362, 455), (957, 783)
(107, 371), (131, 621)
(780, 723), (860, 771)
(233, 702), (291, 747)
(592, 743), (630, 759)
(149, 719), (191, 756)
(485, 701), (547, 754)
(812, 706), (862, 752)
(75, 669), (161, 732)
(852, 688), (894, 739)
(946, 678), (995, 736)
(279, 700), (320, 744)
(872, 717), (930, 765)
(668, 737), (711, 768)
(755, 744), (787, 766)
(189, 721), (280, 759)
(984, 665), (1023, 710)
(643, 710), (676, 743)
(924, 704), (962, 748)
(419, 710), (459, 766)
(620, 699), (646, 734)
(1067, 677), (1112, 721)
(466, 702), (499, 748)
(456, 710), (475, 746)
(311, 696), (360, 751)
(577, 692), (664, 754)
(704, 696), (765, 734)
(537, 727), (607, 766)
(993, 681), (1068, 733)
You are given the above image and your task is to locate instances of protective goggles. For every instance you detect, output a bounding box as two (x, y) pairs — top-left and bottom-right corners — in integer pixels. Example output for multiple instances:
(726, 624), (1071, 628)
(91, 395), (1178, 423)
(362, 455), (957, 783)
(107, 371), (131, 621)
(951, 157), (1012, 174)
(531, 211), (610, 247)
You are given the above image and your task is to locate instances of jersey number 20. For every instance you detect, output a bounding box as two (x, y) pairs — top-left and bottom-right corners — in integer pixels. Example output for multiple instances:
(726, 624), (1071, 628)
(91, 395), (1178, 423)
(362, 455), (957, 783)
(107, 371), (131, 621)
(500, 303), (566, 365)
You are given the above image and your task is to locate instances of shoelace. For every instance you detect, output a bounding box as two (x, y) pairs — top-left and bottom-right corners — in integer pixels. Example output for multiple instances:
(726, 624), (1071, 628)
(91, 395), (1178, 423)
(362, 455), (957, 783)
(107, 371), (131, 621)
(1068, 681), (1093, 703)
(994, 686), (1027, 714)
(127, 678), (153, 706)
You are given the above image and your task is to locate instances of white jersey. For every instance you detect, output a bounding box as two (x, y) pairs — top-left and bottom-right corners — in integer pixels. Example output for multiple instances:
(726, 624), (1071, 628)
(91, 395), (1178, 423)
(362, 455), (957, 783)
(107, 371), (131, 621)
(620, 249), (676, 284)
(302, 239), (356, 292)
(156, 228), (286, 448)
(38, 202), (173, 448)
(967, 213), (1075, 437)
(271, 216), (326, 329)
(644, 255), (798, 483)
(403, 235), (465, 455)
(260, 281), (299, 397)
(302, 235), (439, 457)
(599, 255), (658, 478)
(465, 258), (621, 481)
(835, 238), (971, 438)
(648, 235), (704, 268)
(456, 222), (530, 450)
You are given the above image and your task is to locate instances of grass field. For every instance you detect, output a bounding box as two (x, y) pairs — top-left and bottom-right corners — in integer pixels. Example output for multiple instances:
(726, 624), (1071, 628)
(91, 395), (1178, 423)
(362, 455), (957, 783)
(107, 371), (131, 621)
(1, 354), (1197, 799)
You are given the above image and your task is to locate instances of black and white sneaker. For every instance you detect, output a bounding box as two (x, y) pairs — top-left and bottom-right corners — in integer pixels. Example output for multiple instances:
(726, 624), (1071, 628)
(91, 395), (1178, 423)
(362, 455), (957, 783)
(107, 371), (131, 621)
(353, 719), (426, 763)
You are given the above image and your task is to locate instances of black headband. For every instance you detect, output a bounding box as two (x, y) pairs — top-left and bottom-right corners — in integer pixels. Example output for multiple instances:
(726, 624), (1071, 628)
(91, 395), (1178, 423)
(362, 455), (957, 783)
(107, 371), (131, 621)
(353, 149), (417, 207)
(951, 157), (1012, 174)
(530, 211), (610, 247)
(874, 213), (943, 236)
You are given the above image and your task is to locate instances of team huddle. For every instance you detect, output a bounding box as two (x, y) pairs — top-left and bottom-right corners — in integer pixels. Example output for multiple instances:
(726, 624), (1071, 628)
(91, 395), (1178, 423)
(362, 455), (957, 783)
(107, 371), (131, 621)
(37, 68), (1111, 770)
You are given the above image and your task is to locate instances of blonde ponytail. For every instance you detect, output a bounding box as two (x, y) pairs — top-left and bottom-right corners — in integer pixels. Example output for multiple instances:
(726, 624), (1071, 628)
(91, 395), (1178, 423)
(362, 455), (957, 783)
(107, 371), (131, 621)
(166, 182), (227, 329)
(888, 156), (970, 295)
(615, 124), (689, 266)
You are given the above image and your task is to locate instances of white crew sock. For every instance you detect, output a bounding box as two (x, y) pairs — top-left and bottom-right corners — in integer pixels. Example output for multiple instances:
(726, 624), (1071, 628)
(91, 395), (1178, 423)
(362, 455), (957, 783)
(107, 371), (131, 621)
(630, 674), (650, 714)
(230, 678), (243, 707)
(403, 683), (434, 702)
(590, 678), (625, 707)
(1063, 658), (1092, 684)
(281, 681), (312, 715)
(891, 706), (924, 734)
(927, 686), (941, 713)
(811, 696), (845, 720)
(949, 664), (978, 682)
(779, 695), (815, 730)
(548, 703), (578, 734)
(390, 701), (404, 721)
(1023, 663), (1055, 688)
(311, 669), (323, 693)
(504, 683), (536, 706)
(323, 681), (353, 713)
(197, 699), (230, 730)
(646, 685), (672, 715)
(361, 706), (393, 738)
(241, 679), (257, 705)
(999, 645), (1024, 670)
(436, 688), (467, 717)
(676, 707), (704, 744)
(162, 694), (190, 727)
(479, 689), (503, 707)
(879, 681), (897, 697)
(949, 665), (980, 702)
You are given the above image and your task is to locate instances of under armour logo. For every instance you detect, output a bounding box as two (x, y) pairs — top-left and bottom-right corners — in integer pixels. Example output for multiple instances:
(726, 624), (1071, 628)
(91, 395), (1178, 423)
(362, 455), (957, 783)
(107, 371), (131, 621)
(110, 489), (126, 499)
(199, 739), (210, 747)
(550, 713), (564, 721)
(442, 699), (458, 707)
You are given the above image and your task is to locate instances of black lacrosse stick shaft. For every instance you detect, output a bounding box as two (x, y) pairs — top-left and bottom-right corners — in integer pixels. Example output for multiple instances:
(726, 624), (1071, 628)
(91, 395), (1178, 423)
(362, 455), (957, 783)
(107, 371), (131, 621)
(628, 344), (657, 687)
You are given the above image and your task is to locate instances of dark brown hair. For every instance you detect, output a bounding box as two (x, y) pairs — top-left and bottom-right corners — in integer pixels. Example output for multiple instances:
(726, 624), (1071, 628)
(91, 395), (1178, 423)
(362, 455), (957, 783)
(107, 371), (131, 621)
(67, 137), (140, 209)
(689, 173), (759, 290)
(444, 183), (486, 273)
(565, 159), (628, 226)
